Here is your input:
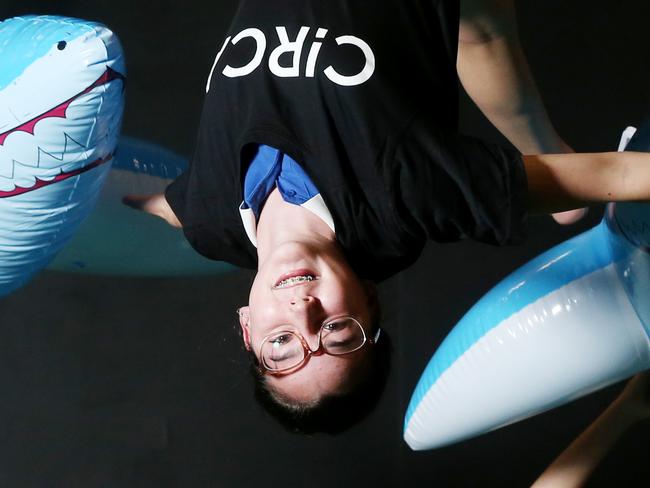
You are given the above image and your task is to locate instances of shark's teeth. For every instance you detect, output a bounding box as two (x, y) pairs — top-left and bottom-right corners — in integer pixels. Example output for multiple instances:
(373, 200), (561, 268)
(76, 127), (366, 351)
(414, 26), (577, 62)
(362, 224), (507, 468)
(36, 134), (86, 167)
(273, 275), (316, 289)
(0, 132), (87, 180)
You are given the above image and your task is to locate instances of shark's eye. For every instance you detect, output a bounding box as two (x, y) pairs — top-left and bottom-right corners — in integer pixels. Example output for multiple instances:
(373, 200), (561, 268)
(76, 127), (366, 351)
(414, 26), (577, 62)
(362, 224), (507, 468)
(57, 41), (67, 50)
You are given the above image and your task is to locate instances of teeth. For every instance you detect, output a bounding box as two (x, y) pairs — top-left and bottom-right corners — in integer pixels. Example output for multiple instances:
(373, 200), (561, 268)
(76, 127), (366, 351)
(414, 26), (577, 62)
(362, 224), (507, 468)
(274, 275), (315, 289)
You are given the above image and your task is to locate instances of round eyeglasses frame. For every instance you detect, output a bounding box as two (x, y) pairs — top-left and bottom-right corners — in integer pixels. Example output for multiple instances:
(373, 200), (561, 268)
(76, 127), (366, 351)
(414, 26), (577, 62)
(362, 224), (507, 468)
(255, 316), (381, 375)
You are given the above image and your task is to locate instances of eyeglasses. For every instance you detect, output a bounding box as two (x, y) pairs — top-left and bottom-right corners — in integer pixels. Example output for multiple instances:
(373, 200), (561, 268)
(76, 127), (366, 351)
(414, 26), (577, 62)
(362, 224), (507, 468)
(257, 316), (380, 375)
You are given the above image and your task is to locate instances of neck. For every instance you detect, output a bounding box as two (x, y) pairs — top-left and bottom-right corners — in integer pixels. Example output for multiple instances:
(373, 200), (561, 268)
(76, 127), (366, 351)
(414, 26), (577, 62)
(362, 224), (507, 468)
(256, 188), (337, 267)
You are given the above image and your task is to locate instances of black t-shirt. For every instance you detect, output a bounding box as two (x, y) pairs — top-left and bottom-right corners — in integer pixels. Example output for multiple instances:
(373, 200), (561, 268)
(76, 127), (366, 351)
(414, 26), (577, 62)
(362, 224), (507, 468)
(166, 0), (528, 282)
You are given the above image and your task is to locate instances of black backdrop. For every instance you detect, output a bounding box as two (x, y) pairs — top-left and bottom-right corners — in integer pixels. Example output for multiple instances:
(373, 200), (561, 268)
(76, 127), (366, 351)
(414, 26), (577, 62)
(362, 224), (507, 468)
(0, 1), (648, 486)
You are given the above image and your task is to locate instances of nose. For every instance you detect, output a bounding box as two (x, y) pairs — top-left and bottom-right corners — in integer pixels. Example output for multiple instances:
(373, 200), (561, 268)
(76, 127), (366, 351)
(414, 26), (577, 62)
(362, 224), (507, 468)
(289, 295), (315, 307)
(289, 295), (319, 321)
(287, 294), (322, 340)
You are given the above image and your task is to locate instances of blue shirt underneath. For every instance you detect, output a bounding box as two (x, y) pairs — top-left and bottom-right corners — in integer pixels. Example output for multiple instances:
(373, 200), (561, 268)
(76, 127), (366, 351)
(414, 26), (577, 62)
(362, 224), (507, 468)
(242, 145), (320, 219)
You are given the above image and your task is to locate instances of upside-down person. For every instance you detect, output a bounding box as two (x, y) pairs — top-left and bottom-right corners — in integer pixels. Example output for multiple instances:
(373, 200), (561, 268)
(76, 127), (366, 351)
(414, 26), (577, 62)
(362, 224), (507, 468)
(124, 0), (648, 432)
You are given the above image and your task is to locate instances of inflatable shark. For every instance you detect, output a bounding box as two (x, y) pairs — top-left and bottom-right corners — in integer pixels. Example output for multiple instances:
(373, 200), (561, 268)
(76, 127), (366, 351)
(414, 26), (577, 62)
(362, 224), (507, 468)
(404, 123), (650, 450)
(0, 16), (126, 296)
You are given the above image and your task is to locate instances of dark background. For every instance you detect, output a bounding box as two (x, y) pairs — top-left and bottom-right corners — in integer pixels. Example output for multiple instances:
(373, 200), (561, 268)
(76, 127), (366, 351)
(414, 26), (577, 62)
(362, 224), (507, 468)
(1, 1), (649, 486)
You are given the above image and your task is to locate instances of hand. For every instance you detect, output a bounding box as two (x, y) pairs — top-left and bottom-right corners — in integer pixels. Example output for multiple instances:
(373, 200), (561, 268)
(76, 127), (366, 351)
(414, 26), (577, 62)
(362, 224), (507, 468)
(122, 193), (182, 228)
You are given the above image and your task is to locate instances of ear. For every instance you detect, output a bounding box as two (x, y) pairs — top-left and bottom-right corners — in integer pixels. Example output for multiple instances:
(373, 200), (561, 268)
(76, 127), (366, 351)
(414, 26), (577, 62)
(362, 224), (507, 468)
(237, 306), (252, 351)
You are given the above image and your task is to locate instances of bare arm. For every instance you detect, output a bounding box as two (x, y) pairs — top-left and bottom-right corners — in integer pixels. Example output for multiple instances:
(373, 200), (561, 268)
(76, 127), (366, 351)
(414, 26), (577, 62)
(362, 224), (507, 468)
(459, 0), (586, 223)
(531, 372), (650, 488)
(458, 0), (568, 154)
(524, 151), (650, 215)
(122, 193), (182, 228)
(123, 152), (650, 225)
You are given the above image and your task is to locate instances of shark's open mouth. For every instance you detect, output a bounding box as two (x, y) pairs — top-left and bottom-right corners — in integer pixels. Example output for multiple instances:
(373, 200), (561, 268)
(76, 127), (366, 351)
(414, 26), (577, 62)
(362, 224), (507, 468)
(0, 67), (125, 198)
(0, 67), (125, 146)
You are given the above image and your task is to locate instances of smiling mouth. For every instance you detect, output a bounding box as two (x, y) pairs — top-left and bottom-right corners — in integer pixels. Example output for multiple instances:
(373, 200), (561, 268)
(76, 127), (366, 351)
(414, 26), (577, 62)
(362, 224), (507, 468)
(273, 269), (318, 289)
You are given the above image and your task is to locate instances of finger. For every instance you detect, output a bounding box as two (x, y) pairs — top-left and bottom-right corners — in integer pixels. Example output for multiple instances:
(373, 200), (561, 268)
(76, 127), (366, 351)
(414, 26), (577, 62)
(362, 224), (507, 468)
(552, 207), (589, 225)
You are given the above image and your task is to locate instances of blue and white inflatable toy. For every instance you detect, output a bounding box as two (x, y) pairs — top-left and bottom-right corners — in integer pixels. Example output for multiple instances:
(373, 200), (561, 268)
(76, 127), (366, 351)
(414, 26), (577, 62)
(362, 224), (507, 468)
(404, 123), (650, 450)
(47, 136), (233, 276)
(0, 15), (125, 297)
(0, 15), (232, 296)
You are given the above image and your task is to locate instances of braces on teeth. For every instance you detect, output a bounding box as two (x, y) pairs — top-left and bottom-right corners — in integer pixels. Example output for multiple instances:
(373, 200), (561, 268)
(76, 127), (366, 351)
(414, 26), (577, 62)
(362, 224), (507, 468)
(274, 275), (315, 288)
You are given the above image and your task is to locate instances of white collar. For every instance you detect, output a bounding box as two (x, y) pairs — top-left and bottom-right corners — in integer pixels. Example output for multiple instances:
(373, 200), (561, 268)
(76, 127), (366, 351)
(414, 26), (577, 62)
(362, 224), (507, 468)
(238, 194), (336, 248)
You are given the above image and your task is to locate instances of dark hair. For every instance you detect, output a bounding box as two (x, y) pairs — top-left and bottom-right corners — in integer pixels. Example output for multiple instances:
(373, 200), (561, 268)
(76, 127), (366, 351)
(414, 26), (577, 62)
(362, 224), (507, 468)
(250, 320), (391, 435)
